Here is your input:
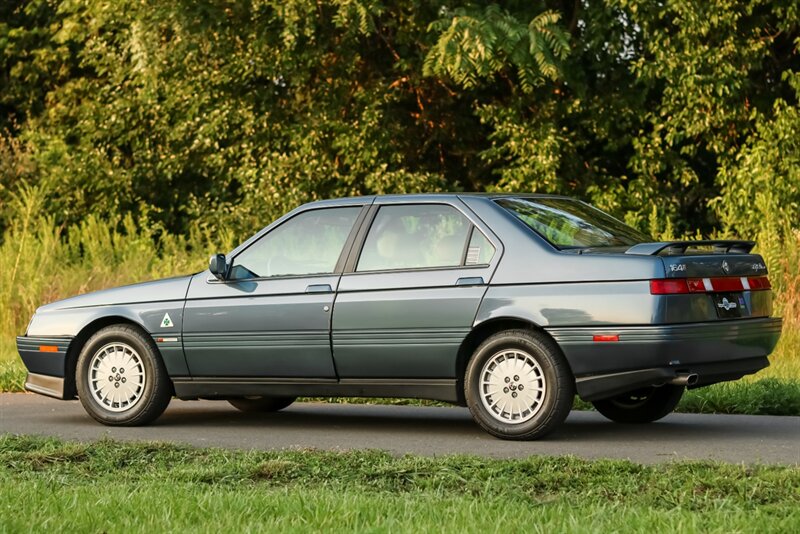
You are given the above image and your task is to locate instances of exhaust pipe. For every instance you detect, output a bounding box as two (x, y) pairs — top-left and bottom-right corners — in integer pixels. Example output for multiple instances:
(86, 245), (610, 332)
(668, 373), (699, 386)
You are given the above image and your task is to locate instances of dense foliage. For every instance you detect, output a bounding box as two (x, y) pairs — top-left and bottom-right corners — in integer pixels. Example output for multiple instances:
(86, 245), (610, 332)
(1, 0), (797, 232)
(1, 0), (799, 336)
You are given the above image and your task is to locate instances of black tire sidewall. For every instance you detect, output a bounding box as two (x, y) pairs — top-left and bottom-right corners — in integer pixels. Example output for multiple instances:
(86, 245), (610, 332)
(592, 385), (684, 424)
(465, 330), (573, 440)
(76, 325), (170, 425)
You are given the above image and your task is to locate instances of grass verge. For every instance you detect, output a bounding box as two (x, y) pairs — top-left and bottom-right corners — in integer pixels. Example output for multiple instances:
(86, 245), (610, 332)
(679, 378), (800, 416)
(1, 435), (799, 532)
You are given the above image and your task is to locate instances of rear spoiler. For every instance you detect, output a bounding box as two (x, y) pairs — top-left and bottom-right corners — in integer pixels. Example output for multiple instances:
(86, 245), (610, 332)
(625, 240), (755, 256)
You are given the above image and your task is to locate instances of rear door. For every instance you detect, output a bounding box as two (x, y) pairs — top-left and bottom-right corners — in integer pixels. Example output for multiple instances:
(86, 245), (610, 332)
(331, 198), (502, 378)
(183, 204), (367, 378)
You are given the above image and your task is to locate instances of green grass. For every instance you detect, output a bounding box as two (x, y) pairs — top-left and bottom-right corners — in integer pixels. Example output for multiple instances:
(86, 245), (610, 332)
(679, 378), (800, 416)
(0, 435), (798, 532)
(0, 338), (24, 392)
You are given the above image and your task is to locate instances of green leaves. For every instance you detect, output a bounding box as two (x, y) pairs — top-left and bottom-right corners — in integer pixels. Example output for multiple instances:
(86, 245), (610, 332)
(0, 0), (798, 257)
(423, 5), (569, 92)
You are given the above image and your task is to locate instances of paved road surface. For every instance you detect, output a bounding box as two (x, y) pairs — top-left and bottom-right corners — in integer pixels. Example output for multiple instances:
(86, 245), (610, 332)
(1, 393), (798, 465)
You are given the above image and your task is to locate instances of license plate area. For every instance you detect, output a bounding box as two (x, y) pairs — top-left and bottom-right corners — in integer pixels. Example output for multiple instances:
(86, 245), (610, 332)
(712, 292), (745, 318)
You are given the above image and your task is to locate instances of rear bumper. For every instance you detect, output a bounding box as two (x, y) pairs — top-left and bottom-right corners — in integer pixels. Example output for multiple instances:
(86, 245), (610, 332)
(547, 317), (782, 401)
(17, 335), (73, 399)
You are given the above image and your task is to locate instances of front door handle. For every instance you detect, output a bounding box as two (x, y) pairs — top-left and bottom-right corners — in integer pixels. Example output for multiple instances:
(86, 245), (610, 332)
(455, 277), (485, 286)
(306, 284), (333, 294)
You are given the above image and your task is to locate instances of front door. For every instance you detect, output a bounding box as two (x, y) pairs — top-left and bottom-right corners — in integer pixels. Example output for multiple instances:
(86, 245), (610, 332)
(332, 199), (501, 378)
(183, 205), (365, 378)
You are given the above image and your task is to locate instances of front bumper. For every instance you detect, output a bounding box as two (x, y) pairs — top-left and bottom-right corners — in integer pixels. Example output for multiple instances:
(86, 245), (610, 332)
(547, 317), (782, 401)
(16, 336), (73, 399)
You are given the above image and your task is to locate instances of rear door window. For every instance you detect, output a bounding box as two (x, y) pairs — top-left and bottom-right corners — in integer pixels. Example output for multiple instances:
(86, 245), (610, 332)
(357, 205), (471, 272)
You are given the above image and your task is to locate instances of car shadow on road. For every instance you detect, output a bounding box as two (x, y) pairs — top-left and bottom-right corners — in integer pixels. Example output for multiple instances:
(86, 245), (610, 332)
(119, 402), (796, 444)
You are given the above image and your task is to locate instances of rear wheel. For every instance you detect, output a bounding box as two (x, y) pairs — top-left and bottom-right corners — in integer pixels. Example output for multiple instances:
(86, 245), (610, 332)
(228, 396), (296, 412)
(592, 385), (684, 424)
(76, 325), (172, 426)
(465, 329), (574, 440)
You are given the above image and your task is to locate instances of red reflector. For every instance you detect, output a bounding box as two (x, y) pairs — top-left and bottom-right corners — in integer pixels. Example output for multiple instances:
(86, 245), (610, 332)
(649, 279), (689, 294)
(39, 345), (58, 353)
(747, 276), (772, 290)
(709, 277), (744, 292)
(593, 334), (619, 342)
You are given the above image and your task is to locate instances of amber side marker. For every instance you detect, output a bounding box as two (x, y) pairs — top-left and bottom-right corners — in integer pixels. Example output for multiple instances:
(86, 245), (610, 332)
(38, 345), (59, 352)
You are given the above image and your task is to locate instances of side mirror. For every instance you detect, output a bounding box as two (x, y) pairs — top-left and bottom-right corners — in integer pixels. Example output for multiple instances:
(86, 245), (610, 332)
(209, 254), (228, 280)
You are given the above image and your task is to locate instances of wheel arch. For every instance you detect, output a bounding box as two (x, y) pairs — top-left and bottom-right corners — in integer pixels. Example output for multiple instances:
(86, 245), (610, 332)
(64, 316), (155, 399)
(455, 317), (571, 405)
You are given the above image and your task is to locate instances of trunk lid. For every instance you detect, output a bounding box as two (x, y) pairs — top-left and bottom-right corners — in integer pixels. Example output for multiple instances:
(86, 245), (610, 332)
(625, 240), (772, 320)
(623, 240), (768, 279)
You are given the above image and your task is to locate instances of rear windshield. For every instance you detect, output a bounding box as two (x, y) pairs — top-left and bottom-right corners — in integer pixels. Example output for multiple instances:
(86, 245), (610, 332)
(495, 197), (649, 248)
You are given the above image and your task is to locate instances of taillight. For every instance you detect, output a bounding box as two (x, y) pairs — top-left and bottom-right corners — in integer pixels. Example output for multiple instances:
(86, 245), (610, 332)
(686, 279), (706, 292)
(711, 277), (743, 292)
(650, 276), (772, 294)
(747, 276), (772, 290)
(649, 279), (689, 294)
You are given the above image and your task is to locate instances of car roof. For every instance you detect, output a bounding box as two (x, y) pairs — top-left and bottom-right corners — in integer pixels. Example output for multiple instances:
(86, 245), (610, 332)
(303, 192), (576, 208)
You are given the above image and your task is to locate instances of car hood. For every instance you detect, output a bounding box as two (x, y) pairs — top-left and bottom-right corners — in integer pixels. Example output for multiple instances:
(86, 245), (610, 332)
(37, 274), (194, 312)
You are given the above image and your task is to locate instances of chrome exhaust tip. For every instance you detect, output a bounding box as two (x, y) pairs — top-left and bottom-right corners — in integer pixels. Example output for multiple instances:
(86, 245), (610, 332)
(668, 373), (699, 386)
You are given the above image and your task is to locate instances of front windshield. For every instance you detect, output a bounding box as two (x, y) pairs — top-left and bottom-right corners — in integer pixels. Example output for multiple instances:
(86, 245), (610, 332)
(495, 197), (649, 248)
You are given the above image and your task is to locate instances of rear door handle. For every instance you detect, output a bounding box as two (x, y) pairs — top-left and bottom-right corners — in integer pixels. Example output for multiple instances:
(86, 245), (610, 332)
(305, 284), (333, 294)
(455, 277), (485, 286)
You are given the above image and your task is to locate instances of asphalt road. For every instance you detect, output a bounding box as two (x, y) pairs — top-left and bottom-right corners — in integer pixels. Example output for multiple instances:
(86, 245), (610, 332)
(1, 393), (798, 465)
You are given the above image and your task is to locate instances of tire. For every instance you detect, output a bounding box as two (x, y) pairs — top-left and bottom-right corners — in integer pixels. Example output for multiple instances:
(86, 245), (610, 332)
(76, 324), (172, 426)
(465, 329), (574, 440)
(228, 396), (297, 412)
(592, 385), (684, 424)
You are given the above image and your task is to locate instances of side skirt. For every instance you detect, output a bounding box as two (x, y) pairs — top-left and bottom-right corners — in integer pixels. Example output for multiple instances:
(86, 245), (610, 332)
(172, 377), (460, 403)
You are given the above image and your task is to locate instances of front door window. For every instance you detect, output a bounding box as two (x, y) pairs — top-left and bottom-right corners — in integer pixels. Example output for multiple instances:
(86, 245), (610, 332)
(230, 207), (361, 279)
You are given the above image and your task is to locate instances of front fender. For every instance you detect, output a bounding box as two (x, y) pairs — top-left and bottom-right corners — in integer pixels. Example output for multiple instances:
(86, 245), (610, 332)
(27, 301), (184, 338)
(25, 300), (189, 378)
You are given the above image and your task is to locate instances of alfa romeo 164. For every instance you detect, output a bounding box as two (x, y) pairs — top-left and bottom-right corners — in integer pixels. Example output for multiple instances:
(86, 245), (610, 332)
(18, 194), (782, 439)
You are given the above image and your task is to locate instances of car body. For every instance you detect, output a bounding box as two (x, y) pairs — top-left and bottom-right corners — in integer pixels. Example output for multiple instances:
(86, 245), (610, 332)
(17, 194), (782, 439)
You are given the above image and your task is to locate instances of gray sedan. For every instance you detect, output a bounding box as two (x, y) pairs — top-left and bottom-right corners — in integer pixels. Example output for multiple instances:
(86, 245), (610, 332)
(17, 194), (782, 439)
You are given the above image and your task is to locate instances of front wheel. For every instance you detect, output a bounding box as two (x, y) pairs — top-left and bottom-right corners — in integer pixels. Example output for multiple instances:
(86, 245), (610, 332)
(76, 325), (172, 426)
(465, 329), (574, 440)
(592, 385), (684, 424)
